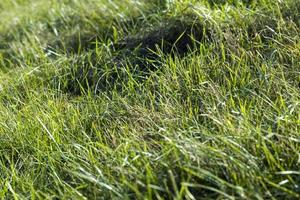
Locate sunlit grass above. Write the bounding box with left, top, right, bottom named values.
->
left=0, top=0, right=299, bottom=199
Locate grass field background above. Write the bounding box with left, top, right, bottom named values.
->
left=0, top=0, right=299, bottom=199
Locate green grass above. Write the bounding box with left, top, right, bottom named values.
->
left=0, top=0, right=299, bottom=199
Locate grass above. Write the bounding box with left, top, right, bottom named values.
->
left=0, top=0, right=299, bottom=199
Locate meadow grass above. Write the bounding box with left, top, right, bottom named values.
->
left=0, top=0, right=299, bottom=199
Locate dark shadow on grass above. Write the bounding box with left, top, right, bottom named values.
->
left=58, top=14, right=208, bottom=95
left=115, top=15, right=205, bottom=67
left=0, top=34, right=22, bottom=69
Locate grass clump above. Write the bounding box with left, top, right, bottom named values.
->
left=0, top=0, right=299, bottom=199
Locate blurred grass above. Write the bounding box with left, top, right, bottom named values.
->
left=0, top=0, right=299, bottom=199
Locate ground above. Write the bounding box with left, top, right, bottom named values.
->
left=0, top=0, right=299, bottom=199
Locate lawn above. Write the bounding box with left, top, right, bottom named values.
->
left=0, top=0, right=299, bottom=199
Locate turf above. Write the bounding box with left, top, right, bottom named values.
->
left=0, top=0, right=299, bottom=199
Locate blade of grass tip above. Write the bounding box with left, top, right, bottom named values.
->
left=36, top=116, right=61, bottom=151
left=171, top=30, right=187, bottom=54
left=263, top=178, right=300, bottom=198
left=6, top=182, right=19, bottom=200
left=275, top=171, right=300, bottom=175
left=67, top=169, right=122, bottom=197
left=182, top=182, right=235, bottom=200
left=183, top=166, right=244, bottom=193
left=168, top=170, right=179, bottom=198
